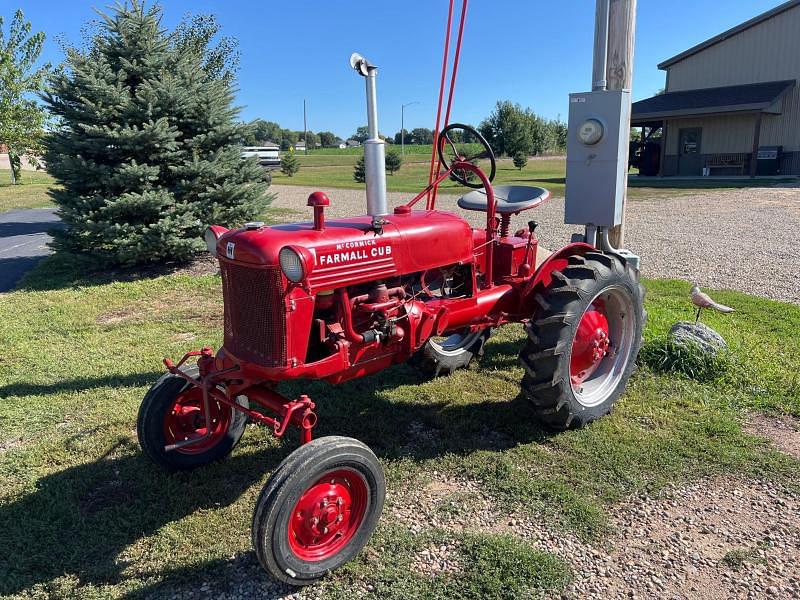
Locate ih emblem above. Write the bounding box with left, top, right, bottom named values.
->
left=226, top=242, right=235, bottom=259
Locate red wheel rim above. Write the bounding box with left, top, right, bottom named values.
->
left=163, top=387, right=232, bottom=454
left=288, top=469, right=369, bottom=561
left=570, top=300, right=611, bottom=386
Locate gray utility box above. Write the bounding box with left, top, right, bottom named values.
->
left=565, top=90, right=631, bottom=227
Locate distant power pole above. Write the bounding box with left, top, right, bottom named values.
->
left=303, top=99, right=308, bottom=155
left=401, top=101, right=419, bottom=156
left=594, top=0, right=637, bottom=247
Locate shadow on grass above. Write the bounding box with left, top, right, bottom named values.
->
left=15, top=250, right=219, bottom=293
left=0, top=371, right=164, bottom=398
left=0, top=352, right=556, bottom=596
left=0, top=440, right=291, bottom=597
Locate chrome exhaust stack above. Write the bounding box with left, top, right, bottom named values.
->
left=350, top=53, right=388, bottom=217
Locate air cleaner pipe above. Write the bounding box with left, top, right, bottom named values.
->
left=357, top=57, right=389, bottom=217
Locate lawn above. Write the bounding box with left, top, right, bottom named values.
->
left=1, top=223, right=798, bottom=598
left=276, top=156, right=568, bottom=196
left=275, top=153, right=795, bottom=200
left=0, top=170, right=56, bottom=211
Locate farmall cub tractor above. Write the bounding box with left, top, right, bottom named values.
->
left=137, top=44, right=644, bottom=586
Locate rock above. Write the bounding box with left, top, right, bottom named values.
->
left=669, top=321, right=727, bottom=354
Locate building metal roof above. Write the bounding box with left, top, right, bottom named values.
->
left=631, top=80, right=795, bottom=123
left=658, top=0, right=800, bottom=70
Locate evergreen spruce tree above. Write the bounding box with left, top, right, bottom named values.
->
left=280, top=150, right=299, bottom=177
left=513, top=151, right=528, bottom=171
left=42, top=2, right=269, bottom=266
left=385, top=149, right=402, bottom=175
left=353, top=154, right=366, bottom=183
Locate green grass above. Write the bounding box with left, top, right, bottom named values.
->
left=275, top=156, right=569, bottom=197
left=274, top=154, right=796, bottom=200
left=1, top=214, right=799, bottom=597
left=0, top=170, right=56, bottom=211
left=721, top=542, right=769, bottom=569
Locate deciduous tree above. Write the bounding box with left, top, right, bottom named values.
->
left=0, top=9, right=50, bottom=184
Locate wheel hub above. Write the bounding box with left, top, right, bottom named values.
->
left=163, top=387, right=229, bottom=454
left=570, top=301, right=611, bottom=385
left=289, top=470, right=368, bottom=561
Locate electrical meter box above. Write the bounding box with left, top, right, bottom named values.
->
left=564, top=90, right=631, bottom=227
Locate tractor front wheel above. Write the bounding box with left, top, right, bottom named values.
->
left=252, top=436, right=385, bottom=586
left=520, top=252, right=645, bottom=429
left=137, top=366, right=249, bottom=471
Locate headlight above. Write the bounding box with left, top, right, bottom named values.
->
left=279, top=246, right=306, bottom=283
left=203, top=225, right=229, bottom=257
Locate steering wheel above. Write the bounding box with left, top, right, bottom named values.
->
left=437, top=123, right=496, bottom=189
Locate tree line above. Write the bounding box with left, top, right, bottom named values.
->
left=245, top=109, right=568, bottom=159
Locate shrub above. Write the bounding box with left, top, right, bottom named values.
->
left=513, top=152, right=528, bottom=170
left=42, top=2, right=268, bottom=266
left=449, top=158, right=478, bottom=185
left=385, top=149, right=403, bottom=175
left=639, top=335, right=732, bottom=382
left=280, top=151, right=299, bottom=177
left=353, top=154, right=366, bottom=183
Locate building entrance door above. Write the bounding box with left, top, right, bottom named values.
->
left=678, top=128, right=702, bottom=176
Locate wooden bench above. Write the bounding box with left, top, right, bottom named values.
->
left=705, top=153, right=749, bottom=175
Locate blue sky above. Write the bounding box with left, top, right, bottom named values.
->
left=15, top=0, right=784, bottom=139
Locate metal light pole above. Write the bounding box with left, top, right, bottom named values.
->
left=303, top=99, right=308, bottom=155
left=401, top=101, right=419, bottom=156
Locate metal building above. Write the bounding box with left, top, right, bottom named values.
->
left=632, top=0, right=800, bottom=177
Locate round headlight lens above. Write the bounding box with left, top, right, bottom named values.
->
left=279, top=246, right=305, bottom=282
left=204, top=228, right=219, bottom=256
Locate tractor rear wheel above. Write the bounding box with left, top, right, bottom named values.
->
left=252, top=436, right=385, bottom=586
left=413, top=328, right=491, bottom=377
left=137, top=366, right=249, bottom=471
left=520, top=252, right=645, bottom=429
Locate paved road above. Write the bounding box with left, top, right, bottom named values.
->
left=0, top=208, right=62, bottom=292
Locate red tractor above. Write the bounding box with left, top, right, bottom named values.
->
left=137, top=42, right=644, bottom=586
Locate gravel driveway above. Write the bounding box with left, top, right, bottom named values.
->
left=270, top=184, right=800, bottom=304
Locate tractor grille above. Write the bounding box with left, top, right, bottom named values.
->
left=220, top=262, right=287, bottom=368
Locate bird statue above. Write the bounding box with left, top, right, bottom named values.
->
left=690, top=285, right=735, bottom=323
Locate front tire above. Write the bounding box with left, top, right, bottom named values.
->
left=137, top=366, right=249, bottom=471
left=252, top=436, right=385, bottom=586
left=413, top=328, right=491, bottom=377
left=520, top=252, right=645, bottom=429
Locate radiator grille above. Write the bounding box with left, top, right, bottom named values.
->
left=220, top=262, right=287, bottom=367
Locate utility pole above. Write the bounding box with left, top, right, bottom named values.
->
left=401, top=101, right=419, bottom=156
left=303, top=98, right=308, bottom=155
left=594, top=0, right=637, bottom=247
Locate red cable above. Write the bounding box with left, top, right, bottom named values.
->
left=431, top=0, right=468, bottom=210
left=426, top=0, right=455, bottom=210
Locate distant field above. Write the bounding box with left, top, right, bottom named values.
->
left=276, top=153, right=797, bottom=200
left=275, top=157, right=568, bottom=197
left=0, top=170, right=56, bottom=211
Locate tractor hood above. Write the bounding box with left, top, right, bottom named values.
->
left=216, top=210, right=474, bottom=290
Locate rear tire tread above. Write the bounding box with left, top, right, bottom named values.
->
left=520, top=252, right=645, bottom=430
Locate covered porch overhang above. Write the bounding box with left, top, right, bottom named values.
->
left=631, top=80, right=795, bottom=177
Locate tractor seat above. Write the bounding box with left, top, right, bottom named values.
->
left=457, top=185, right=550, bottom=215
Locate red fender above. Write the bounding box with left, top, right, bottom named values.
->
left=521, top=242, right=595, bottom=311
